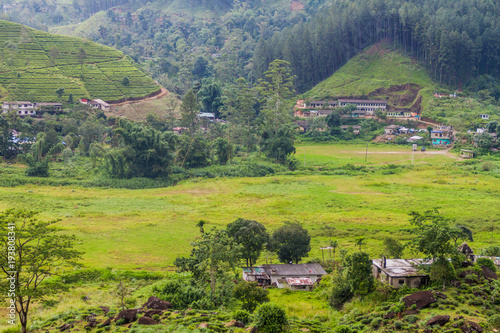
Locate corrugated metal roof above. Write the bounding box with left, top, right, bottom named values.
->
left=286, top=277, right=314, bottom=286
left=373, top=259, right=430, bottom=277
left=263, top=263, right=327, bottom=276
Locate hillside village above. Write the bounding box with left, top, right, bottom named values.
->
left=1, top=0, right=500, bottom=332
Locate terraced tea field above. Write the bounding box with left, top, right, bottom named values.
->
left=0, top=20, right=160, bottom=102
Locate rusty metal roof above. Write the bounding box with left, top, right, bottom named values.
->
left=285, top=277, right=314, bottom=286
left=373, top=259, right=430, bottom=278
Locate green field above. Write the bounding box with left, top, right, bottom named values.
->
left=0, top=143, right=498, bottom=270
left=0, top=20, right=160, bottom=102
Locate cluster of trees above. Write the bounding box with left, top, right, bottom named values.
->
left=0, top=61, right=299, bottom=179
left=254, top=0, right=500, bottom=94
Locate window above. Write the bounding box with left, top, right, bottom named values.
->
left=398, top=279, right=405, bottom=285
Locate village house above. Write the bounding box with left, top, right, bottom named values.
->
left=338, top=99, right=387, bottom=116
left=37, top=102, right=63, bottom=113
left=295, top=120, right=309, bottom=133
left=431, top=127, right=453, bottom=145
left=242, top=263, right=327, bottom=291
left=198, top=112, right=216, bottom=121
left=90, top=99, right=111, bottom=111
left=386, top=110, right=411, bottom=118
left=2, top=101, right=37, bottom=116
left=384, top=125, right=399, bottom=135
left=480, top=114, right=489, bottom=120
left=309, top=100, right=325, bottom=108
left=372, top=257, right=430, bottom=288
left=352, top=125, right=361, bottom=134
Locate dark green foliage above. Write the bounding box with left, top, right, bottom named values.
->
left=108, top=121, right=175, bottom=178
left=198, top=78, right=222, bottom=118
left=232, top=310, right=252, bottom=324
left=122, top=76, right=129, bottom=86
left=430, top=258, right=456, bottom=283
left=67, top=93, right=74, bottom=104
left=334, top=325, right=353, bottom=333
left=344, top=252, right=374, bottom=296
left=213, top=137, right=232, bottom=165
left=407, top=209, right=457, bottom=260
left=152, top=279, right=206, bottom=309
left=233, top=281, right=269, bottom=312
left=24, top=155, right=50, bottom=177
left=55, top=87, right=65, bottom=99
left=176, top=136, right=210, bottom=168
left=476, top=258, right=497, bottom=272
left=489, top=314, right=500, bottom=328
left=329, top=275, right=353, bottom=308
left=383, top=237, right=404, bottom=259
left=371, top=318, right=382, bottom=327
left=260, top=125, right=296, bottom=164
left=480, top=246, right=500, bottom=256
left=254, top=303, right=288, bottom=333
left=226, top=218, right=269, bottom=267
left=272, top=222, right=311, bottom=264
left=326, top=113, right=341, bottom=128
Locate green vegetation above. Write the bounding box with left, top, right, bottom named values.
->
left=0, top=20, right=159, bottom=102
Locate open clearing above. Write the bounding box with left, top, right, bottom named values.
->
left=0, top=143, right=498, bottom=270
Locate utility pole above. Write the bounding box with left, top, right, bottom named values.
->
left=365, top=142, right=368, bottom=163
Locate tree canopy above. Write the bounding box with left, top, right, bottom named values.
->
left=226, top=218, right=269, bottom=267
left=271, top=222, right=311, bottom=264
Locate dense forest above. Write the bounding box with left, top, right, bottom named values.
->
left=254, top=0, right=500, bottom=95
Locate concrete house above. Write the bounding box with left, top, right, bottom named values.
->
left=338, top=99, right=387, bottom=116
left=2, top=101, right=37, bottom=116
left=480, top=114, right=489, bottom=120
left=90, top=99, right=110, bottom=111
left=387, top=110, right=411, bottom=118
left=431, top=128, right=453, bottom=145
left=372, top=257, right=430, bottom=288
left=242, top=264, right=327, bottom=291
left=198, top=112, right=216, bottom=121
left=309, top=101, right=325, bottom=108
left=384, top=125, right=399, bottom=135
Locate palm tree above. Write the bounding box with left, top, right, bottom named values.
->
left=330, top=240, right=338, bottom=259
left=196, top=220, right=207, bottom=234
left=355, top=237, right=366, bottom=251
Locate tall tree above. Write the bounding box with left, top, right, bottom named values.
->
left=345, top=252, right=374, bottom=296
left=271, top=222, right=311, bottom=264
left=180, top=89, right=200, bottom=136
left=226, top=218, right=269, bottom=267
left=0, top=210, right=82, bottom=333
left=256, top=59, right=296, bottom=133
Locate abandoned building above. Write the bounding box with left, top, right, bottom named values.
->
left=384, top=125, right=399, bottom=135
left=372, top=257, right=430, bottom=288
left=242, top=263, right=327, bottom=290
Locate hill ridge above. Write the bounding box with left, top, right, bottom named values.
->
left=0, top=20, right=160, bottom=103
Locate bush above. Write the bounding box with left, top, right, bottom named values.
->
left=476, top=258, right=497, bottom=272
left=405, top=315, right=418, bottom=323
left=254, top=303, right=288, bottom=333
left=394, top=320, right=403, bottom=329
left=334, top=325, right=353, bottom=333
left=233, top=310, right=251, bottom=325
left=480, top=246, right=500, bottom=256
left=371, top=318, right=382, bottom=327
left=489, top=314, right=500, bottom=328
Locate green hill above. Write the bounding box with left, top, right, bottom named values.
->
left=300, top=42, right=500, bottom=123
left=0, top=20, right=160, bottom=103
left=300, top=43, right=437, bottom=114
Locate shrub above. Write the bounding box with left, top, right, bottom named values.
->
left=480, top=246, right=500, bottom=256
left=254, top=303, right=288, bottom=333
left=371, top=318, right=382, bottom=327
left=489, top=314, right=500, bottom=328
left=476, top=258, right=497, bottom=272
left=233, top=310, right=251, bottom=325
left=405, top=315, right=418, bottom=323
left=394, top=321, right=403, bottom=329
left=116, top=318, right=127, bottom=325
left=152, top=314, right=160, bottom=322
left=334, top=325, right=353, bottom=333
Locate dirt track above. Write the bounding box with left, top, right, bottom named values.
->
left=110, top=86, right=169, bottom=108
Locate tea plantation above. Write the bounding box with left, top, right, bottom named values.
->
left=0, top=20, right=160, bottom=103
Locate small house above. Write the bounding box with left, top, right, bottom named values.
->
left=327, top=101, right=337, bottom=108
left=318, top=110, right=334, bottom=117
left=351, top=110, right=366, bottom=118
left=480, top=114, right=489, bottom=120
left=295, top=121, right=308, bottom=133
left=460, top=149, right=474, bottom=159
left=431, top=129, right=453, bottom=145
left=340, top=125, right=350, bottom=130
left=372, top=257, right=429, bottom=288
left=309, top=101, right=325, bottom=108
left=37, top=103, right=62, bottom=113
left=399, top=127, right=409, bottom=134
left=198, top=112, right=215, bottom=121
left=172, top=127, right=187, bottom=135
left=90, top=99, right=110, bottom=111
left=352, top=125, right=361, bottom=134
left=242, top=264, right=327, bottom=290
left=384, top=125, right=398, bottom=135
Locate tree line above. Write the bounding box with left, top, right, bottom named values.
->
left=253, top=0, right=500, bottom=93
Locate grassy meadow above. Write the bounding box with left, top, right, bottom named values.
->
left=0, top=143, right=498, bottom=271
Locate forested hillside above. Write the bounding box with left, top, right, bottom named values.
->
left=254, top=0, right=500, bottom=97
left=0, top=20, right=159, bottom=102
